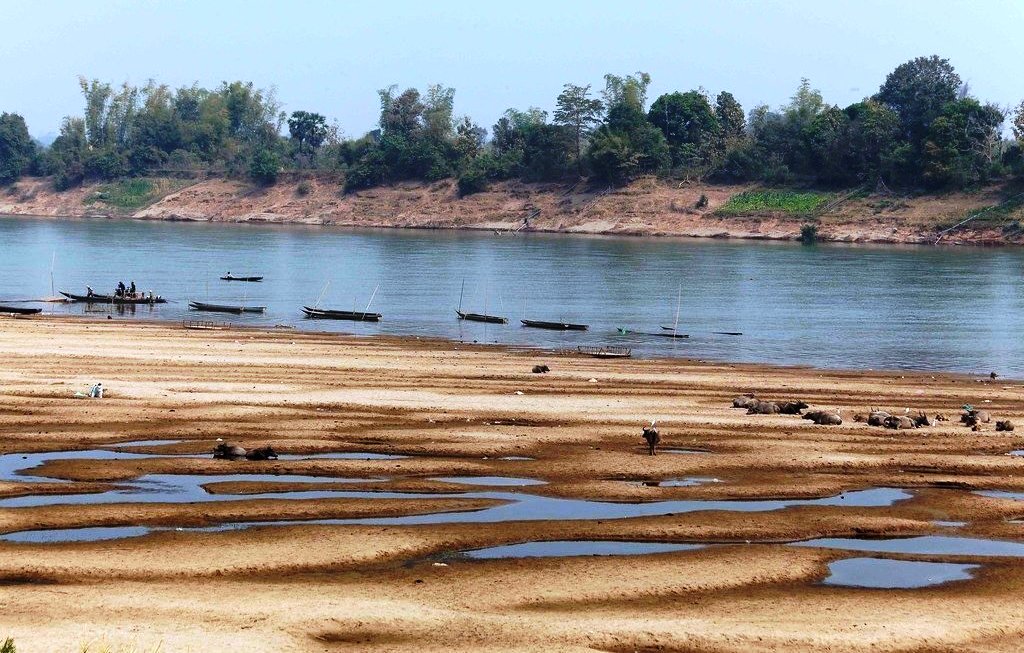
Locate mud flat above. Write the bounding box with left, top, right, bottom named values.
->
left=1, top=316, right=1024, bottom=651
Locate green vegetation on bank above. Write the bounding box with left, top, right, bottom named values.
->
left=1, top=55, right=1024, bottom=200
left=716, top=190, right=832, bottom=216
left=82, top=178, right=188, bottom=212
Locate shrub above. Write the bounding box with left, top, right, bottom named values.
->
left=296, top=180, right=312, bottom=196
left=248, top=149, right=280, bottom=186
left=695, top=193, right=708, bottom=209
left=1, top=637, right=14, bottom=653
left=457, top=167, right=489, bottom=197
left=717, top=191, right=832, bottom=216
left=800, top=222, right=819, bottom=244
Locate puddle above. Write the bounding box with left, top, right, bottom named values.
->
left=432, top=476, right=546, bottom=487
left=642, top=477, right=722, bottom=488
left=275, top=452, right=407, bottom=460
left=793, top=535, right=1024, bottom=557
left=463, top=540, right=704, bottom=559
left=498, top=456, right=534, bottom=461
left=976, top=490, right=1024, bottom=501
left=3, top=526, right=152, bottom=543
left=662, top=449, right=710, bottom=455
left=103, top=440, right=184, bottom=448
left=932, top=520, right=967, bottom=528
left=1, top=487, right=913, bottom=543
left=822, top=557, right=978, bottom=588
left=1009, top=450, right=1024, bottom=457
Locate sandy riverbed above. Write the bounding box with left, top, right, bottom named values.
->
left=1, top=316, right=1023, bottom=651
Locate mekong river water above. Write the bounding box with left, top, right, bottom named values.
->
left=1, top=216, right=1021, bottom=376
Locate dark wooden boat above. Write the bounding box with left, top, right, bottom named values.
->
left=60, top=291, right=166, bottom=304
left=521, top=319, right=588, bottom=331
left=0, top=305, right=42, bottom=315
left=651, top=331, right=689, bottom=339
left=302, top=306, right=382, bottom=322
left=456, top=310, right=508, bottom=324
left=577, top=345, right=631, bottom=359
left=189, top=301, right=266, bottom=314
left=220, top=274, right=263, bottom=282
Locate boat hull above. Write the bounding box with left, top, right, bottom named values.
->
left=0, top=305, right=42, bottom=315
left=60, top=291, right=166, bottom=305
left=189, top=302, right=266, bottom=314
left=521, top=319, right=588, bottom=331
left=220, top=276, right=263, bottom=282
left=457, top=310, right=508, bottom=324
left=302, top=306, right=382, bottom=322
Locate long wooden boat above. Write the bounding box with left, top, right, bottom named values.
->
left=577, top=345, right=631, bottom=359
left=456, top=310, right=508, bottom=324
left=220, top=274, right=263, bottom=282
left=0, top=305, right=42, bottom=315
left=302, top=306, right=382, bottom=322
left=651, top=331, right=689, bottom=339
left=521, top=319, right=588, bottom=331
left=60, top=291, right=166, bottom=305
left=189, top=301, right=266, bottom=314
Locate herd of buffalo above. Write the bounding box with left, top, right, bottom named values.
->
left=730, top=394, right=1014, bottom=432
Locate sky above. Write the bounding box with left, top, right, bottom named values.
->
left=2, top=0, right=1023, bottom=140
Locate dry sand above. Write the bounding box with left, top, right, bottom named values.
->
left=0, top=316, right=1023, bottom=651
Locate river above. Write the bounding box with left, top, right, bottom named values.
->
left=1, top=216, right=1021, bottom=376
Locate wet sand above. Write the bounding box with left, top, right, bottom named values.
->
left=1, top=316, right=1023, bottom=651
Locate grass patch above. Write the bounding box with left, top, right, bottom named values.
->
left=716, top=190, right=833, bottom=217
left=84, top=178, right=186, bottom=213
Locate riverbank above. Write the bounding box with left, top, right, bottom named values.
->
left=2, top=316, right=1024, bottom=651
left=3, top=175, right=1023, bottom=245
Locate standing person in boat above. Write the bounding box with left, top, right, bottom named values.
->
left=116, top=281, right=126, bottom=298
left=86, top=285, right=94, bottom=298
left=129, top=281, right=136, bottom=298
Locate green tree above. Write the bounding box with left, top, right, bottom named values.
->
left=0, top=113, right=36, bottom=184
left=602, top=72, right=651, bottom=110
left=553, top=83, right=603, bottom=176
left=921, top=98, right=1003, bottom=188
left=648, top=90, right=721, bottom=171
left=249, top=147, right=280, bottom=185
left=1012, top=101, right=1024, bottom=142
left=715, top=91, right=745, bottom=140
left=288, top=110, right=328, bottom=164
left=875, top=55, right=961, bottom=144
left=45, top=117, right=87, bottom=189
left=378, top=86, right=425, bottom=137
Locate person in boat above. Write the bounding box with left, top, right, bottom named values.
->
left=129, top=281, right=136, bottom=298
left=116, top=281, right=126, bottom=298
left=86, top=285, right=94, bottom=297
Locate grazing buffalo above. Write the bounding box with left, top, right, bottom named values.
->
left=641, top=422, right=661, bottom=455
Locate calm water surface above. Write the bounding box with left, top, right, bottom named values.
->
left=1, top=216, right=1021, bottom=375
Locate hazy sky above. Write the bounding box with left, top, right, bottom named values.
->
left=3, top=0, right=1022, bottom=139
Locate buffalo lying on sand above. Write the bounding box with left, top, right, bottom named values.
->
left=732, top=394, right=757, bottom=409
left=803, top=410, right=842, bottom=426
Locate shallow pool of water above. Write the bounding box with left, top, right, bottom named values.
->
left=822, top=557, right=978, bottom=588
left=432, top=476, right=546, bottom=487
left=463, top=540, right=704, bottom=559
left=793, top=535, right=1024, bottom=557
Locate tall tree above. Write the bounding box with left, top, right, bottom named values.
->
left=288, top=111, right=328, bottom=155
left=0, top=113, right=35, bottom=184
left=648, top=90, right=721, bottom=171
left=553, top=84, right=603, bottom=176
left=715, top=91, right=745, bottom=140
left=875, top=55, right=961, bottom=144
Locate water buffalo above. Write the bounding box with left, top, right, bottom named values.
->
left=804, top=410, right=842, bottom=425
left=641, top=422, right=661, bottom=455
left=732, top=394, right=757, bottom=409
left=532, top=365, right=550, bottom=374
left=747, top=400, right=780, bottom=415
left=883, top=415, right=917, bottom=430
left=913, top=412, right=933, bottom=427
left=245, top=446, right=279, bottom=461
left=867, top=410, right=891, bottom=427
left=961, top=409, right=992, bottom=427
left=213, top=443, right=246, bottom=459
left=778, top=401, right=809, bottom=415
left=996, top=420, right=1015, bottom=432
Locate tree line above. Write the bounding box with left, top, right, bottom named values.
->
left=2, top=55, right=1023, bottom=195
